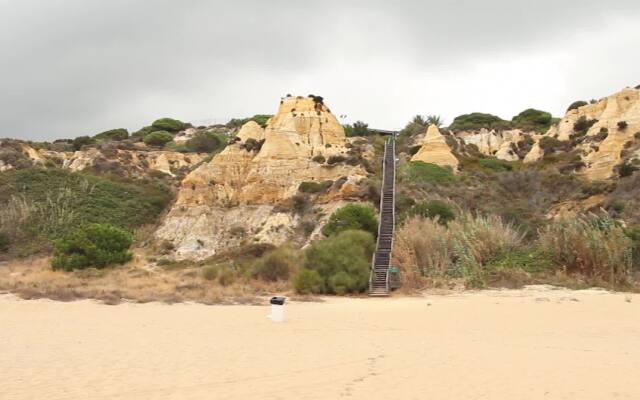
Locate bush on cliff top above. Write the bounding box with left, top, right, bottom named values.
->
left=567, top=101, right=588, bottom=112
left=144, top=131, right=174, bottom=147
left=52, top=223, right=133, bottom=270
left=511, top=109, right=552, bottom=131
left=93, top=128, right=129, bottom=142
left=185, top=131, right=228, bottom=153
left=151, top=118, right=186, bottom=132
left=321, top=203, right=378, bottom=237
left=448, top=112, right=508, bottom=131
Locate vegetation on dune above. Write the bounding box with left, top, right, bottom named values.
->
left=151, top=118, right=186, bottom=132
left=400, top=161, right=455, bottom=185
left=0, top=168, right=171, bottom=255
left=408, top=200, right=455, bottom=225
left=52, top=223, right=133, bottom=271
left=511, top=108, right=553, bottom=132
left=344, top=121, right=371, bottom=137
left=184, top=130, right=228, bottom=153
left=448, top=112, right=508, bottom=131
left=143, top=131, right=174, bottom=147
left=93, top=128, right=129, bottom=142
left=321, top=203, right=378, bottom=238
left=567, top=100, right=588, bottom=112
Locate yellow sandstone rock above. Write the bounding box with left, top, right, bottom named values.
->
left=411, top=124, right=459, bottom=171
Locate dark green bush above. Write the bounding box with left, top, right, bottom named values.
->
left=72, top=136, right=95, bottom=150
left=539, top=136, right=570, bottom=153
left=151, top=118, right=186, bottom=132
left=624, top=225, right=640, bottom=270
left=293, top=269, right=325, bottom=294
left=242, top=138, right=265, bottom=152
left=618, top=121, right=628, bottom=130
left=344, top=121, right=370, bottom=137
left=312, top=154, right=326, bottom=163
left=51, top=223, right=133, bottom=270
left=132, top=126, right=155, bottom=138
left=93, top=128, right=129, bottom=142
left=511, top=108, right=552, bottom=129
left=409, top=200, right=455, bottom=225
left=321, top=203, right=378, bottom=237
left=573, top=116, right=598, bottom=134
left=619, top=163, right=637, bottom=178
left=567, top=100, right=588, bottom=112
left=144, top=131, right=174, bottom=147
left=185, top=131, right=227, bottom=153
left=449, top=113, right=508, bottom=130
left=0, top=231, right=9, bottom=252
left=402, top=161, right=455, bottom=185
left=300, top=230, right=375, bottom=294
left=327, top=155, right=347, bottom=165
left=478, top=157, right=513, bottom=172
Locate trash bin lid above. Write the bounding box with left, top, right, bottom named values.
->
left=270, top=296, right=286, bottom=305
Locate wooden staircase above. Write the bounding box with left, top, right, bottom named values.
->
left=369, top=138, right=396, bottom=296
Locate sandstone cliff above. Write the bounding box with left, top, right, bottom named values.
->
left=524, top=87, right=640, bottom=180
left=155, top=96, right=369, bottom=259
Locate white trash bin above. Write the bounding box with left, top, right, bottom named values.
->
left=269, top=296, right=286, bottom=322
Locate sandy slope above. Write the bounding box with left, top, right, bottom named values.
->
left=1, top=286, right=639, bottom=400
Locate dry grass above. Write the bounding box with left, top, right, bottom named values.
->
left=393, top=211, right=523, bottom=289
left=0, top=255, right=294, bottom=305
left=539, top=216, right=633, bottom=285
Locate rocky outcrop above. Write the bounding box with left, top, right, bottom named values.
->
left=155, top=95, right=368, bottom=259
left=454, top=128, right=539, bottom=161
left=0, top=140, right=205, bottom=178
left=411, top=124, right=459, bottom=171
left=523, top=87, right=640, bottom=180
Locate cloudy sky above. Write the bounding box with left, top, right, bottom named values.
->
left=1, top=0, right=639, bottom=141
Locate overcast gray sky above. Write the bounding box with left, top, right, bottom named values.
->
left=1, top=0, right=639, bottom=141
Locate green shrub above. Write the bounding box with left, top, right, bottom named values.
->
left=51, top=223, right=133, bottom=270
left=619, top=163, right=637, bottom=178
left=573, top=116, right=598, bottom=134
left=242, top=138, right=265, bottom=152
left=624, top=225, right=640, bottom=270
left=0, top=169, right=172, bottom=239
left=511, top=108, right=552, bottom=130
left=300, top=230, right=375, bottom=294
left=478, top=157, right=513, bottom=172
left=185, top=131, right=227, bottom=153
left=144, top=131, right=174, bottom=147
left=298, top=180, right=332, bottom=194
left=618, top=121, right=628, bottom=130
left=151, top=118, right=186, bottom=132
left=449, top=112, right=508, bottom=130
left=321, top=203, right=378, bottom=237
left=567, top=100, right=588, bottom=112
left=409, top=200, right=455, bottom=225
left=253, top=246, right=299, bottom=281
left=538, top=216, right=632, bottom=285
left=132, top=126, right=155, bottom=138
left=93, top=128, right=129, bottom=141
left=539, top=136, right=570, bottom=153
left=72, top=136, right=95, bottom=150
left=312, top=154, right=326, bottom=163
left=344, top=121, right=370, bottom=137
left=402, top=161, right=455, bottom=185
left=293, top=269, right=325, bottom=294
left=0, top=231, right=9, bottom=252
left=485, top=248, right=553, bottom=273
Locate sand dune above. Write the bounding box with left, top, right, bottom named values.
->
left=2, top=286, right=639, bottom=400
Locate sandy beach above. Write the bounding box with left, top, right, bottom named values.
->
left=2, top=286, right=639, bottom=400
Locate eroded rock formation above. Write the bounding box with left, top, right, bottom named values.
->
left=155, top=95, right=368, bottom=259
left=411, top=124, right=459, bottom=171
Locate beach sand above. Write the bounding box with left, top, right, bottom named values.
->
left=2, top=286, right=639, bottom=400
